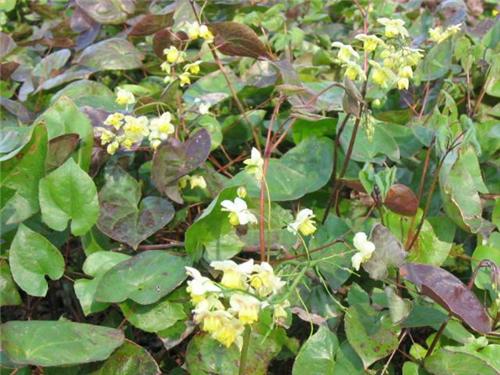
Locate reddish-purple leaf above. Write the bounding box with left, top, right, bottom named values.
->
left=152, top=129, right=211, bottom=202
left=209, top=22, right=272, bottom=60
left=128, top=14, right=173, bottom=36
left=384, top=184, right=418, bottom=216
left=400, top=263, right=492, bottom=334
left=152, top=28, right=189, bottom=58
left=46, top=134, right=80, bottom=171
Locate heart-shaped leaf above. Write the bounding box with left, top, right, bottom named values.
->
left=46, top=133, right=80, bottom=171
left=97, top=168, right=175, bottom=249
left=39, top=157, right=99, bottom=236
left=345, top=303, right=400, bottom=369
left=363, top=224, right=406, bottom=280
left=384, top=184, right=418, bottom=217
left=292, top=326, right=339, bottom=375
left=0, top=260, right=21, bottom=306
left=77, top=38, right=143, bottom=71
left=0, top=320, right=124, bottom=367
left=209, top=22, right=272, bottom=60
left=75, top=0, right=134, bottom=24
left=152, top=128, right=211, bottom=203
left=400, top=263, right=492, bottom=334
left=95, top=250, right=190, bottom=305
left=9, top=224, right=64, bottom=297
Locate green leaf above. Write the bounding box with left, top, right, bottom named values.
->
left=0, top=320, right=124, bottom=367
left=77, top=38, right=143, bottom=71
left=95, top=250, right=190, bottom=305
left=120, top=296, right=187, bottom=333
left=9, top=224, right=64, bottom=297
left=0, top=125, right=34, bottom=162
left=36, top=96, right=93, bottom=171
left=309, top=216, right=351, bottom=289
left=185, top=187, right=238, bottom=261
left=1, top=124, right=47, bottom=227
left=334, top=341, right=365, bottom=374
left=292, top=326, right=339, bottom=375
left=51, top=80, right=119, bottom=111
left=471, top=232, right=500, bottom=290
left=230, top=137, right=334, bottom=201
left=345, top=303, right=400, bottom=369
left=84, top=340, right=160, bottom=375
left=339, top=116, right=400, bottom=163
left=415, top=38, right=453, bottom=81
left=0, top=260, right=21, bottom=306
left=425, top=346, right=499, bottom=375
left=440, top=146, right=490, bottom=233
left=39, top=158, right=99, bottom=236
left=74, top=251, right=131, bottom=316
left=183, top=69, right=244, bottom=106
left=292, top=117, right=337, bottom=144
left=97, top=168, right=175, bottom=249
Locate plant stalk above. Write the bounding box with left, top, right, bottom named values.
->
left=239, top=326, right=252, bottom=375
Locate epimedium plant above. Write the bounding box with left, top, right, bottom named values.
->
left=0, top=0, right=499, bottom=374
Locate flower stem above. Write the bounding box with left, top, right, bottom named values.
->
left=239, top=326, right=252, bottom=375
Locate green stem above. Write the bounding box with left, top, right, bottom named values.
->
left=239, top=326, right=252, bottom=375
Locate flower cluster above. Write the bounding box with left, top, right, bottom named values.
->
left=331, top=18, right=423, bottom=92
left=351, top=232, right=376, bottom=271
left=186, top=259, right=288, bottom=348
left=428, top=24, right=461, bottom=44
left=161, top=22, right=213, bottom=87
left=95, top=95, right=175, bottom=154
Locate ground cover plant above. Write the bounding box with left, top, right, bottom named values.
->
left=0, top=0, right=499, bottom=373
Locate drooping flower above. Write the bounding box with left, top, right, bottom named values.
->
left=377, top=18, right=409, bottom=38
left=351, top=232, right=376, bottom=271
left=273, top=300, right=290, bottom=325
left=210, top=259, right=254, bottom=290
left=115, top=88, right=135, bottom=106
left=184, top=61, right=201, bottom=75
left=185, top=267, right=222, bottom=304
left=148, top=112, right=175, bottom=149
left=237, top=186, right=247, bottom=199
left=221, top=197, right=258, bottom=226
left=122, top=115, right=149, bottom=147
left=243, top=147, right=264, bottom=181
left=332, top=41, right=360, bottom=62
left=250, top=262, right=285, bottom=297
left=199, top=24, right=214, bottom=42
left=210, top=313, right=244, bottom=348
left=190, top=175, right=207, bottom=190
left=397, top=77, right=409, bottom=90
left=179, top=72, right=191, bottom=87
left=355, top=34, right=384, bottom=52
left=369, top=61, right=393, bottom=88
left=287, top=208, right=317, bottom=236
left=103, top=112, right=125, bottom=129
left=344, top=60, right=366, bottom=81
left=229, top=293, right=262, bottom=325
left=164, top=46, right=185, bottom=64
left=429, top=24, right=461, bottom=44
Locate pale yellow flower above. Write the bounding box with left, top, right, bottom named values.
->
left=186, top=267, right=222, bottom=304
left=189, top=175, right=207, bottom=190
left=287, top=209, right=316, bottom=236
left=103, top=112, right=125, bottom=129
left=377, top=18, right=409, bottom=38
left=106, top=141, right=119, bottom=155
left=355, top=34, right=383, bottom=52
left=179, top=72, right=191, bottom=87
left=229, top=293, right=261, bottom=325
left=221, top=198, right=257, bottom=226
left=344, top=60, right=366, bottom=81
left=243, top=147, right=264, bottom=181
left=199, top=24, right=214, bottom=42
left=397, top=77, right=409, bottom=90
left=250, top=262, right=285, bottom=297
left=351, top=232, right=376, bottom=271
left=164, top=46, right=185, bottom=64
left=115, top=88, right=135, bottom=106
left=210, top=259, right=254, bottom=290
left=184, top=61, right=201, bottom=75
left=332, top=41, right=360, bottom=62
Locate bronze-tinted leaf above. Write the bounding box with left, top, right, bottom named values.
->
left=209, top=22, right=272, bottom=60
left=152, top=128, right=211, bottom=202
left=152, top=28, right=189, bottom=58
left=400, top=263, right=492, bottom=334
left=129, top=14, right=173, bottom=36
left=0, top=62, right=19, bottom=80
left=46, top=133, right=80, bottom=171
left=384, top=184, right=418, bottom=216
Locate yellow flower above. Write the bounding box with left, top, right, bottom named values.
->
left=185, top=22, right=200, bottom=39
left=164, top=46, right=184, bottom=64
left=429, top=24, right=461, bottom=44
left=355, top=34, right=383, bottom=52
left=123, top=115, right=150, bottom=142
left=115, top=88, right=135, bottom=106
left=103, top=112, right=125, bottom=129
left=210, top=315, right=244, bottom=348
left=160, top=61, right=171, bottom=73
left=398, top=66, right=413, bottom=79
left=210, top=259, right=254, bottom=290
left=369, top=61, right=393, bottom=88
left=351, top=232, right=376, bottom=271
left=229, top=294, right=261, bottom=325
left=377, top=18, right=409, bottom=38
left=149, top=112, right=174, bottom=139
left=397, top=77, right=409, bottom=90
left=106, top=141, right=119, bottom=155
left=249, top=262, right=285, bottom=297
left=150, top=139, right=162, bottom=150
left=199, top=24, right=214, bottom=42
left=184, top=61, right=201, bottom=75
left=179, top=72, right=191, bottom=87
left=243, top=147, right=264, bottom=181
left=332, top=41, right=360, bottom=62
left=237, top=186, right=247, bottom=199
left=344, top=61, right=366, bottom=81
left=186, top=267, right=222, bottom=304
left=96, top=127, right=115, bottom=145
left=273, top=300, right=290, bottom=325
left=221, top=198, right=257, bottom=226
left=121, top=137, right=134, bottom=150
left=189, top=175, right=207, bottom=190
left=287, top=209, right=316, bottom=236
